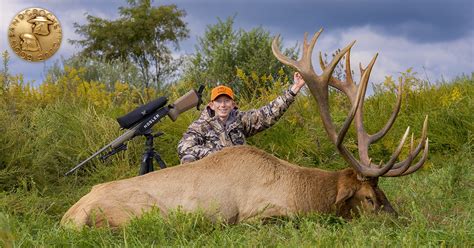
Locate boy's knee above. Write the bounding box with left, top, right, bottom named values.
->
left=180, top=155, right=196, bottom=164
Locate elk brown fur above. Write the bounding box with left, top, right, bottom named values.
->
left=61, top=145, right=396, bottom=228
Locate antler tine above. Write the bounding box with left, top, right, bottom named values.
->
left=345, top=48, right=354, bottom=84
left=383, top=133, right=415, bottom=176
left=333, top=67, right=367, bottom=174
left=368, top=126, right=411, bottom=177
left=383, top=116, right=429, bottom=176
left=356, top=53, right=376, bottom=104
left=321, top=41, right=356, bottom=83
left=272, top=29, right=323, bottom=74
left=400, top=138, right=429, bottom=176
left=387, top=138, right=429, bottom=177
left=272, top=35, right=300, bottom=70
left=390, top=115, right=428, bottom=170
left=369, top=81, right=403, bottom=143
left=317, top=40, right=358, bottom=143
left=344, top=125, right=411, bottom=178
left=304, top=29, right=322, bottom=64
left=359, top=62, right=365, bottom=75
left=318, top=47, right=354, bottom=94
left=352, top=54, right=378, bottom=166
left=319, top=51, right=326, bottom=70
left=319, top=41, right=355, bottom=84
left=336, top=67, right=367, bottom=146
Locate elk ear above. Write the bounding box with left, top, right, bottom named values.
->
left=335, top=187, right=355, bottom=205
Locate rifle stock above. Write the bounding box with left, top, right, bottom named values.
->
left=168, top=89, right=200, bottom=121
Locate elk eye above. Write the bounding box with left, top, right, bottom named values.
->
left=365, top=197, right=374, bottom=204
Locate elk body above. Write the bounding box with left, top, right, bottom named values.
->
left=62, top=29, right=428, bottom=228
left=61, top=145, right=395, bottom=228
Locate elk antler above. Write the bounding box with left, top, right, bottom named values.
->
left=272, top=29, right=429, bottom=179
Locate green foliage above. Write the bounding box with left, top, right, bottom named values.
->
left=370, top=72, right=473, bottom=156
left=374, top=68, right=431, bottom=94
left=47, top=56, right=146, bottom=91
left=71, top=0, right=189, bottom=89
left=182, top=16, right=298, bottom=98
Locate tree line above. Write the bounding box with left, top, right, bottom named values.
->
left=67, top=0, right=297, bottom=97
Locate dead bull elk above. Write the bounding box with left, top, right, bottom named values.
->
left=61, top=29, right=429, bottom=228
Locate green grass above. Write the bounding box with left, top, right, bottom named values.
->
left=1, top=148, right=472, bottom=247
left=0, top=76, right=473, bottom=247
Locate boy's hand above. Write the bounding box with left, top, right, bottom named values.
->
left=291, top=72, right=306, bottom=94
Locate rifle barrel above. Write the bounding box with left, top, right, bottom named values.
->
left=64, top=145, right=112, bottom=176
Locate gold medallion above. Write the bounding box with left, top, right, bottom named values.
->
left=8, top=7, right=62, bottom=62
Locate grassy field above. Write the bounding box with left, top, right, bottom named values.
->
left=0, top=70, right=473, bottom=247
left=1, top=149, right=472, bottom=247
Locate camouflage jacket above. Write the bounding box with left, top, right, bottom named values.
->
left=177, top=89, right=296, bottom=163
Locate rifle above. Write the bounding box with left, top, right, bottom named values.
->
left=65, top=86, right=204, bottom=176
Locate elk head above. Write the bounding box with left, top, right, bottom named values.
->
left=272, top=29, right=429, bottom=217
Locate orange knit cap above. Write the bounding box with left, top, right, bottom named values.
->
left=210, top=85, right=234, bottom=101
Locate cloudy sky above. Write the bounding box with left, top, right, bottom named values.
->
left=0, top=0, right=472, bottom=86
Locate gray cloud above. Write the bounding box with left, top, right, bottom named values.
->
left=170, top=0, right=473, bottom=42
left=0, top=0, right=472, bottom=85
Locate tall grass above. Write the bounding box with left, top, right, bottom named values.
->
left=0, top=62, right=473, bottom=246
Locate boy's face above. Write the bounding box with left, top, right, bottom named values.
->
left=210, top=95, right=235, bottom=120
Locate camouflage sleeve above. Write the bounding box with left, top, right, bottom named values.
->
left=241, top=88, right=296, bottom=137
left=177, top=122, right=212, bottom=163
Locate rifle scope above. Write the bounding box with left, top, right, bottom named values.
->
left=116, top=97, right=168, bottom=129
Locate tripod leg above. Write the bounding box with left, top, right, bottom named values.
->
left=154, top=154, right=167, bottom=169
left=140, top=153, right=153, bottom=175
left=147, top=156, right=154, bottom=173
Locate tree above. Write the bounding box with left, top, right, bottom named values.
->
left=181, top=16, right=298, bottom=96
left=184, top=16, right=237, bottom=87
left=1, top=51, right=10, bottom=93
left=70, top=0, right=189, bottom=90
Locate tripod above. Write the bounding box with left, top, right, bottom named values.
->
left=139, top=130, right=167, bottom=175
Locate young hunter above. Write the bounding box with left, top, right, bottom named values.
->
left=177, top=72, right=306, bottom=164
